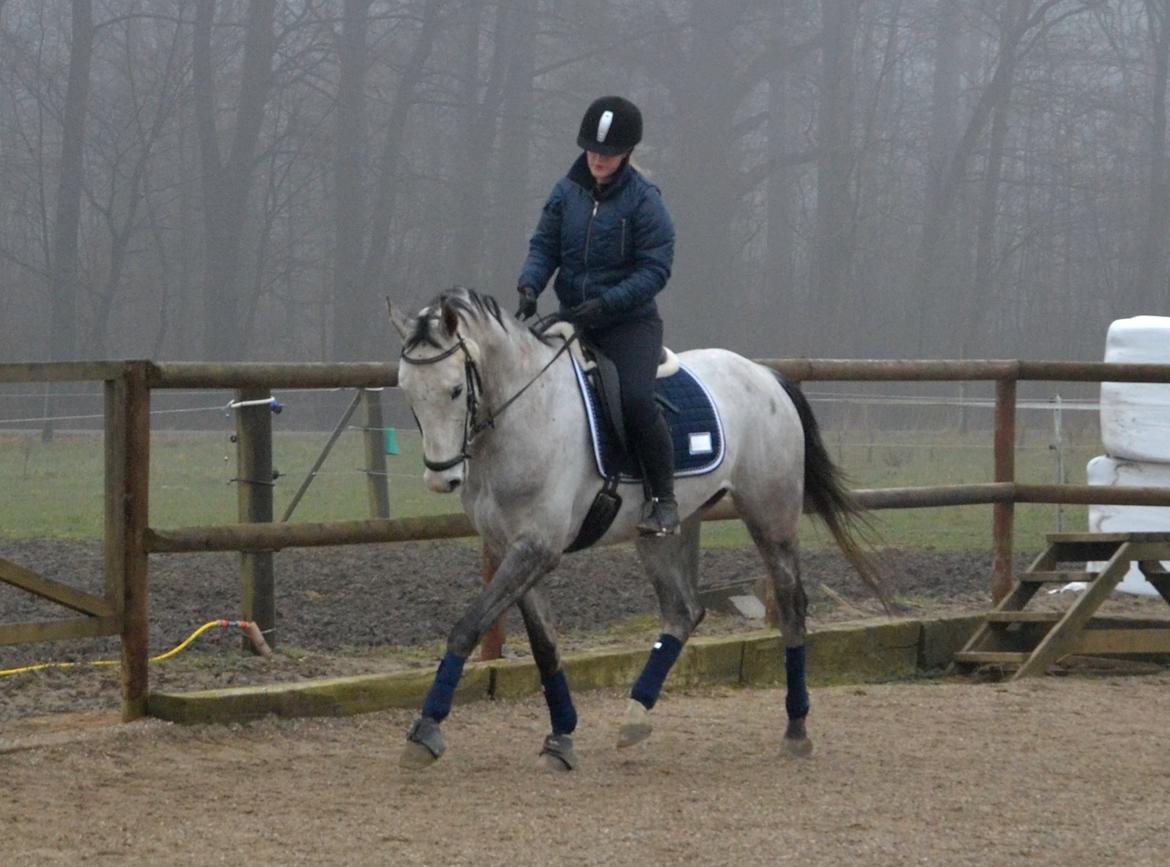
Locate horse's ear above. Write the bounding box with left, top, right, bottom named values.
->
left=386, top=299, right=412, bottom=340
left=440, top=299, right=460, bottom=338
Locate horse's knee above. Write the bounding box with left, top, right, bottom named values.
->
left=446, top=627, right=478, bottom=659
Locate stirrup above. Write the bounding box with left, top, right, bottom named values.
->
left=637, top=497, right=679, bottom=537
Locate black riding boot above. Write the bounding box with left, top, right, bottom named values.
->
left=634, top=411, right=679, bottom=536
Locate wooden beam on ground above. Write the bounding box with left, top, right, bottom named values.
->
left=0, top=558, right=114, bottom=617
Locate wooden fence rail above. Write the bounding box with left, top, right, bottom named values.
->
left=4, top=357, right=1170, bottom=721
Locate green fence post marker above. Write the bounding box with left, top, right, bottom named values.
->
left=384, top=427, right=400, bottom=456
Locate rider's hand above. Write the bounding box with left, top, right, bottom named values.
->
left=565, top=298, right=608, bottom=328
left=516, top=286, right=538, bottom=321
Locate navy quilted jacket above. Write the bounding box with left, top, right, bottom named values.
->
left=517, top=153, right=675, bottom=317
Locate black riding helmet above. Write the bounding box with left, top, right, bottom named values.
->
left=577, top=96, right=642, bottom=155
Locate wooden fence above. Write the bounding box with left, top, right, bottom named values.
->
left=4, top=357, right=1170, bottom=721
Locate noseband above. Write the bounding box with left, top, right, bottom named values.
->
left=400, top=329, right=576, bottom=473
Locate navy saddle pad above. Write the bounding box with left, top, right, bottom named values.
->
left=571, top=355, right=725, bottom=482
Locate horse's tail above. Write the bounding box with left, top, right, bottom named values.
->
left=773, top=373, right=893, bottom=613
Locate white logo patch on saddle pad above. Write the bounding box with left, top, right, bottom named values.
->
left=570, top=355, right=726, bottom=482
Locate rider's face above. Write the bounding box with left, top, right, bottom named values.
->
left=586, top=150, right=627, bottom=184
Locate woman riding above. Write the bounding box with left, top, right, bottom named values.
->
left=516, top=95, right=679, bottom=536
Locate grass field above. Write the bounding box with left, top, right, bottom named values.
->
left=0, top=419, right=1100, bottom=553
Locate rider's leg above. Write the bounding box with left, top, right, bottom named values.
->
left=587, top=315, right=678, bottom=534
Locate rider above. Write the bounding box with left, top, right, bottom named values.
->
left=516, top=95, right=679, bottom=536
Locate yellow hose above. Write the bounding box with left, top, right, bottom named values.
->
left=0, top=619, right=270, bottom=678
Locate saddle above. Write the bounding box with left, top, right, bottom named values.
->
left=542, top=322, right=680, bottom=460
left=541, top=323, right=724, bottom=552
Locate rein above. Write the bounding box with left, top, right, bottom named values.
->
left=400, top=329, right=577, bottom=472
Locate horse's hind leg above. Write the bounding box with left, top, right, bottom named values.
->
left=620, top=514, right=705, bottom=748
left=516, top=586, right=579, bottom=772
left=744, top=521, right=813, bottom=757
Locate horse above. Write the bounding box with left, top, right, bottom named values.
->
left=387, top=286, right=887, bottom=771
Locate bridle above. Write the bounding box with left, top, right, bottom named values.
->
left=399, top=328, right=576, bottom=473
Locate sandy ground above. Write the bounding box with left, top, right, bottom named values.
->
left=4, top=674, right=1170, bottom=866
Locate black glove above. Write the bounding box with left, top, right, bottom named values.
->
left=564, top=298, right=608, bottom=328
left=516, top=286, right=538, bottom=321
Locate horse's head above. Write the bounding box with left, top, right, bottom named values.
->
left=388, top=290, right=492, bottom=493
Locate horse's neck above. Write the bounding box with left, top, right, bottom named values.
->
left=474, top=329, right=566, bottom=408
left=469, top=329, right=580, bottom=458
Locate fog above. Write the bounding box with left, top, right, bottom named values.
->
left=1, top=0, right=1166, bottom=366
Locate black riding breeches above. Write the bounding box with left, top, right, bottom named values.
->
left=584, top=315, right=675, bottom=499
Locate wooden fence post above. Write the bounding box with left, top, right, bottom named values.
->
left=361, top=389, right=391, bottom=519
left=105, top=362, right=151, bottom=721
left=235, top=387, right=276, bottom=652
left=480, top=547, right=505, bottom=660
left=992, top=376, right=1017, bottom=603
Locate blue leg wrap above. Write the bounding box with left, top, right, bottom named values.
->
left=541, top=669, right=578, bottom=735
left=785, top=645, right=810, bottom=720
left=631, top=633, right=684, bottom=710
left=421, top=652, right=466, bottom=723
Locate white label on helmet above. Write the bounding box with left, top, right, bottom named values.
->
left=596, top=110, right=614, bottom=143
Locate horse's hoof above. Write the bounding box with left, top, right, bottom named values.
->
left=538, top=734, right=579, bottom=772
left=783, top=735, right=814, bottom=758
left=400, top=740, right=439, bottom=769
left=400, top=716, right=444, bottom=769
left=617, top=698, right=652, bottom=749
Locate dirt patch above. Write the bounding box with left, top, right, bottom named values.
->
left=3, top=539, right=1168, bottom=721
left=4, top=675, right=1170, bottom=865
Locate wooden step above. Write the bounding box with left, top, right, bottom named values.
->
left=954, top=651, right=1029, bottom=666
left=1018, top=571, right=1097, bottom=584
left=986, top=611, right=1061, bottom=624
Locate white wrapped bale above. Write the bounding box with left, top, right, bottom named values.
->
left=1100, top=316, right=1170, bottom=463
left=1086, top=455, right=1170, bottom=596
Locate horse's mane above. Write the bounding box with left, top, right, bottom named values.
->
left=405, top=286, right=557, bottom=351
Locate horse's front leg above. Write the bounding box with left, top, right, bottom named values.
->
left=400, top=537, right=557, bottom=769
left=517, top=586, right=579, bottom=773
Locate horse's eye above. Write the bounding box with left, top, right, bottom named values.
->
left=450, top=385, right=463, bottom=400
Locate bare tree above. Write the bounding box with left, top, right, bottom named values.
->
left=331, top=0, right=372, bottom=361
left=1132, top=0, right=1170, bottom=311
left=812, top=0, right=861, bottom=346
left=48, top=0, right=93, bottom=365
left=193, top=0, right=277, bottom=360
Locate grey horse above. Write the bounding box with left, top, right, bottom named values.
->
left=388, top=287, right=886, bottom=771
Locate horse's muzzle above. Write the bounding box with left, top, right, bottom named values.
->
left=424, top=466, right=464, bottom=493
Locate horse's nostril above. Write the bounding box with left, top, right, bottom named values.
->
left=448, top=478, right=462, bottom=492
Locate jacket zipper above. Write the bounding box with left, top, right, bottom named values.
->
left=582, top=199, right=600, bottom=305
left=620, top=218, right=627, bottom=257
